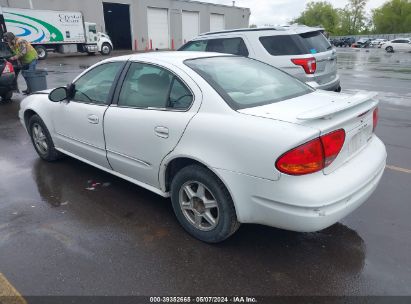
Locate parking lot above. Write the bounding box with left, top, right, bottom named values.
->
left=0, top=47, right=410, bottom=299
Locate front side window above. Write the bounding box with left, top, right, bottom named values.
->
left=185, top=56, right=313, bottom=110
left=72, top=62, right=123, bottom=104
left=118, top=62, right=193, bottom=110
left=89, top=25, right=97, bottom=34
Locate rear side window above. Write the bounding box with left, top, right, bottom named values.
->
left=206, top=38, right=249, bottom=56
left=260, top=31, right=331, bottom=56
left=181, top=40, right=207, bottom=51
left=180, top=38, right=249, bottom=56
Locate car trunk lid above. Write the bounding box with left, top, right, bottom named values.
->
left=238, top=90, right=378, bottom=174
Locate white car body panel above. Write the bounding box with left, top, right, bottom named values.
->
left=52, top=101, right=110, bottom=169
left=19, top=52, right=387, bottom=233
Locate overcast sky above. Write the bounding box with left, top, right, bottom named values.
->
left=202, top=0, right=388, bottom=26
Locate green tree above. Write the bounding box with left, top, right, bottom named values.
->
left=293, top=1, right=339, bottom=34
left=349, top=0, right=369, bottom=33
left=372, top=0, right=411, bottom=33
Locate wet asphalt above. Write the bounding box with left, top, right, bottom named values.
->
left=0, top=48, right=410, bottom=297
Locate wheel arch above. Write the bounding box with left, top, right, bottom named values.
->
left=161, top=155, right=240, bottom=219
left=24, top=109, right=38, bottom=130
left=161, top=155, right=238, bottom=204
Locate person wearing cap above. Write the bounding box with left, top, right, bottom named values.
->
left=4, top=32, right=38, bottom=94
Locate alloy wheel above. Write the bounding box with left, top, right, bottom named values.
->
left=179, top=181, right=219, bottom=231
left=32, top=123, right=48, bottom=154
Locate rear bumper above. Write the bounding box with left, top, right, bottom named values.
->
left=316, top=74, right=340, bottom=91
left=216, top=135, right=386, bottom=232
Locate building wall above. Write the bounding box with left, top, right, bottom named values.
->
left=0, top=0, right=250, bottom=50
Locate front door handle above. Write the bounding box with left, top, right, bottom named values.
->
left=87, top=114, right=99, bottom=124
left=154, top=126, right=169, bottom=138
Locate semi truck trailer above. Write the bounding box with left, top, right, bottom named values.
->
left=0, top=7, right=113, bottom=59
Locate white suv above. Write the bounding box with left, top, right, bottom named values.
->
left=179, top=26, right=341, bottom=92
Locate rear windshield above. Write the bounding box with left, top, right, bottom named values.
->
left=260, top=31, right=332, bottom=56
left=185, top=56, right=313, bottom=110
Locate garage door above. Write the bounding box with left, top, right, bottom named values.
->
left=182, top=11, right=199, bottom=44
left=210, top=13, right=225, bottom=32
left=147, top=7, right=169, bottom=49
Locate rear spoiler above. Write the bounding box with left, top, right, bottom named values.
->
left=297, top=92, right=378, bottom=120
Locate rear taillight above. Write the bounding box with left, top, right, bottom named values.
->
left=291, top=57, right=316, bottom=74
left=320, top=130, right=346, bottom=167
left=276, top=129, right=346, bottom=176
left=373, top=107, right=379, bottom=132
left=2, top=61, right=14, bottom=74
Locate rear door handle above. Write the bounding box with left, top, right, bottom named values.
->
left=154, top=126, right=169, bottom=138
left=87, top=114, right=99, bottom=124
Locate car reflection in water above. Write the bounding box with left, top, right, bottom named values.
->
left=32, top=157, right=366, bottom=295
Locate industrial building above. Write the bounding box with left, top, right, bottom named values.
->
left=0, top=0, right=250, bottom=50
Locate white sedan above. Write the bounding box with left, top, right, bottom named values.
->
left=19, top=52, right=387, bottom=243
left=383, top=38, right=411, bottom=52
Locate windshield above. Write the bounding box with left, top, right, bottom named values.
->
left=185, top=56, right=313, bottom=110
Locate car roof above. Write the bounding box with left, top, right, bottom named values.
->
left=198, top=25, right=324, bottom=37
left=106, top=51, right=231, bottom=65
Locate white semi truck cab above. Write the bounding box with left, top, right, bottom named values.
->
left=1, top=7, right=113, bottom=60
left=85, top=22, right=113, bottom=56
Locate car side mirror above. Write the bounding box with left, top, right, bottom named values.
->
left=49, top=87, right=68, bottom=102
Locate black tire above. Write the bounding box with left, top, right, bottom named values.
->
left=386, top=46, right=394, bottom=53
left=1, top=90, right=13, bottom=101
left=35, top=45, right=48, bottom=60
left=28, top=114, right=62, bottom=161
left=170, top=165, right=240, bottom=243
left=100, top=42, right=112, bottom=56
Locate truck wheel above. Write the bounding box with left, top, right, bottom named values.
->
left=100, top=43, right=112, bottom=56
left=1, top=91, right=13, bottom=101
left=35, top=46, right=48, bottom=60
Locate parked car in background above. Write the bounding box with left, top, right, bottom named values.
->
left=19, top=52, right=386, bottom=243
left=352, top=38, right=372, bottom=48
left=179, top=26, right=341, bottom=92
left=0, top=41, right=17, bottom=101
left=338, top=37, right=355, bottom=47
left=383, top=38, right=411, bottom=53
left=370, top=39, right=387, bottom=48
left=330, top=38, right=342, bottom=47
